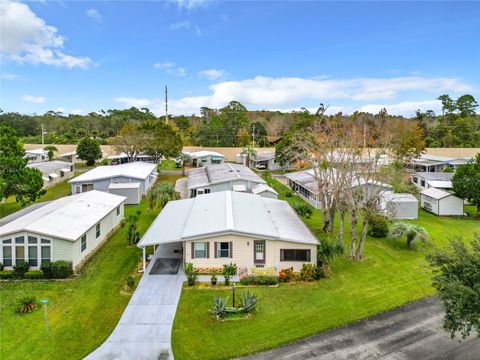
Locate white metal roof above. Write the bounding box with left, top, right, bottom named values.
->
left=27, top=161, right=72, bottom=175
left=252, top=152, right=276, bottom=162
left=426, top=180, right=452, bottom=189
left=25, top=149, right=47, bottom=155
left=138, top=191, right=319, bottom=247
left=69, top=161, right=157, bottom=183
left=381, top=192, right=418, bottom=203
left=0, top=191, right=126, bottom=241
left=251, top=183, right=279, bottom=195
left=421, top=187, right=456, bottom=200
left=187, top=163, right=266, bottom=190
left=188, top=150, right=225, bottom=159
left=58, top=151, right=77, bottom=157
left=108, top=182, right=141, bottom=189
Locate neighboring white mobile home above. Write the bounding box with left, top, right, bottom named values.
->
left=187, top=163, right=275, bottom=198
left=27, top=161, right=74, bottom=188
left=412, top=172, right=454, bottom=191
left=25, top=149, right=48, bottom=164
left=0, top=191, right=125, bottom=269
left=186, top=151, right=225, bottom=167
left=69, top=162, right=157, bottom=203
left=138, top=191, right=319, bottom=274
left=420, top=188, right=464, bottom=216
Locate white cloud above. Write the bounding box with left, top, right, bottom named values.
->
left=114, top=75, right=470, bottom=116
left=0, top=0, right=91, bottom=68
left=55, top=107, right=65, bottom=113
left=198, top=68, right=227, bottom=80
left=114, top=97, right=153, bottom=108
left=22, top=95, right=46, bottom=104
left=153, top=62, right=187, bottom=77
left=2, top=73, right=23, bottom=81
left=360, top=100, right=441, bottom=117
left=174, top=0, right=211, bottom=10
left=170, top=21, right=191, bottom=30
left=86, top=9, right=102, bottom=22
left=70, top=108, right=83, bottom=115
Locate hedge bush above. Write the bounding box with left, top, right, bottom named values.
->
left=239, top=275, right=278, bottom=285
left=367, top=215, right=390, bottom=238
left=41, top=261, right=73, bottom=279
left=0, top=270, right=15, bottom=279
left=292, top=202, right=313, bottom=218
left=279, top=267, right=295, bottom=282
left=24, top=270, right=44, bottom=280
left=0, top=262, right=4, bottom=271
left=299, top=263, right=316, bottom=281
left=13, top=261, right=30, bottom=278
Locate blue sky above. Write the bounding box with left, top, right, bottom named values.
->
left=1, top=0, right=479, bottom=117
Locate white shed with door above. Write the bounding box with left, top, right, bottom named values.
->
left=380, top=192, right=418, bottom=219
left=420, top=188, right=464, bottom=216
left=108, top=182, right=141, bottom=205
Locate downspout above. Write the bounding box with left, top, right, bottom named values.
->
left=142, top=247, right=146, bottom=273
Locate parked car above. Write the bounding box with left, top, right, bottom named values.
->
left=175, top=158, right=183, bottom=168
left=256, top=163, right=267, bottom=170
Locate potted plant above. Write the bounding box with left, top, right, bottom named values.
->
left=211, top=273, right=218, bottom=286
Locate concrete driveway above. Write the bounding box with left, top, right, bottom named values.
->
left=175, top=178, right=188, bottom=199
left=86, top=243, right=183, bottom=360
left=243, top=297, right=480, bottom=360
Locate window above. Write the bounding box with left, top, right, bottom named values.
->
left=204, top=189, right=211, bottom=194
left=15, top=236, right=25, bottom=244
left=2, top=245, right=12, bottom=267
left=216, top=242, right=230, bottom=258
left=28, top=246, right=38, bottom=266
left=420, top=180, right=425, bottom=187
left=413, top=177, right=418, bottom=184
left=82, top=184, right=94, bottom=192
left=193, top=242, right=208, bottom=258
left=116, top=206, right=120, bottom=216
left=15, top=246, right=25, bottom=264
left=96, top=223, right=101, bottom=238
left=280, top=249, right=311, bottom=262
left=41, top=246, right=51, bottom=264
left=75, top=185, right=81, bottom=194
left=201, top=157, right=208, bottom=163
left=41, top=238, right=51, bottom=244
left=28, top=236, right=37, bottom=244
left=81, top=235, right=87, bottom=253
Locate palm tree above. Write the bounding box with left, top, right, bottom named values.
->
left=388, top=222, right=429, bottom=250
left=148, top=182, right=180, bottom=210
left=241, top=144, right=257, bottom=168
left=177, top=152, right=192, bottom=175
left=44, top=145, right=58, bottom=161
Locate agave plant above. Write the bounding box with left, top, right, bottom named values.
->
left=239, top=292, right=258, bottom=313
left=388, top=222, right=430, bottom=250
left=17, top=296, right=37, bottom=314
left=211, top=296, right=229, bottom=320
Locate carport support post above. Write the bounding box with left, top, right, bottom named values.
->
left=142, top=247, right=146, bottom=273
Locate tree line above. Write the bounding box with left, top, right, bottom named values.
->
left=1, top=94, right=478, bottom=148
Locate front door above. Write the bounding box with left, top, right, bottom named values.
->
left=254, top=240, right=265, bottom=264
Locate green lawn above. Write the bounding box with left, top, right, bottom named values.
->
left=0, top=174, right=183, bottom=360
left=0, top=174, right=79, bottom=219
left=171, top=179, right=480, bottom=360
left=159, top=159, right=178, bottom=171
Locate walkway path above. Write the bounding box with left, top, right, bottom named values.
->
left=243, top=297, right=480, bottom=360
left=86, top=243, right=184, bottom=360
left=175, top=177, right=188, bottom=199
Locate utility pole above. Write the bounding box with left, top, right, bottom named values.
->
left=252, top=124, right=255, bottom=147
left=165, top=85, right=168, bottom=125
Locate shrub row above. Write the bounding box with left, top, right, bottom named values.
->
left=240, top=275, right=279, bottom=285
left=0, top=261, right=73, bottom=280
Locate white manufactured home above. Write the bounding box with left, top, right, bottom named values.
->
left=69, top=161, right=157, bottom=204
left=187, top=163, right=277, bottom=198
left=27, top=160, right=74, bottom=188
left=420, top=188, right=464, bottom=216
left=186, top=151, right=225, bottom=167
left=25, top=149, right=48, bottom=164
left=412, top=172, right=454, bottom=191
left=138, top=191, right=319, bottom=274
left=0, top=191, right=125, bottom=269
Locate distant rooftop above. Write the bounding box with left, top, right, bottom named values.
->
left=421, top=187, right=456, bottom=200
left=0, top=191, right=126, bottom=241
left=69, top=161, right=157, bottom=183
left=138, top=191, right=319, bottom=247
left=187, top=150, right=225, bottom=159
left=187, top=163, right=265, bottom=190
left=27, top=160, right=72, bottom=175
left=414, top=172, right=454, bottom=181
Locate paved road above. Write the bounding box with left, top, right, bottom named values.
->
left=175, top=177, right=188, bottom=199
left=86, top=243, right=184, bottom=360
left=244, top=297, right=480, bottom=360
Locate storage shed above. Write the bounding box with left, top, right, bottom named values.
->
left=108, top=182, right=141, bottom=205
left=380, top=192, right=418, bottom=219
left=420, top=188, right=464, bottom=216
